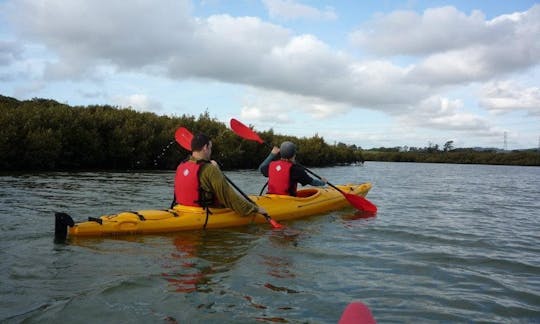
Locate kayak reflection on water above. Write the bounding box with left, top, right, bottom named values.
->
left=160, top=230, right=254, bottom=293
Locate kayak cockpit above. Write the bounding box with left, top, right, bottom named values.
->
left=296, top=188, right=318, bottom=198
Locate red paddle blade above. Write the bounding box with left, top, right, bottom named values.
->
left=260, top=212, right=284, bottom=229
left=344, top=192, right=378, bottom=213
left=269, top=219, right=284, bottom=229
left=230, top=118, right=265, bottom=144
left=175, top=127, right=193, bottom=151
left=261, top=213, right=284, bottom=229
left=338, top=301, right=376, bottom=324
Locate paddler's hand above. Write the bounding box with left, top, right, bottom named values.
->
left=271, top=146, right=280, bottom=155
left=321, top=177, right=328, bottom=184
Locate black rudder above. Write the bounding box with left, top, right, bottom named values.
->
left=54, top=212, right=74, bottom=242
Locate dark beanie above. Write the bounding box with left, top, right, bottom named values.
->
left=280, top=141, right=296, bottom=158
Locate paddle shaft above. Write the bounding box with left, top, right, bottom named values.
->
left=300, top=166, right=340, bottom=192
left=220, top=168, right=276, bottom=224
left=223, top=174, right=250, bottom=202
left=221, top=173, right=273, bottom=222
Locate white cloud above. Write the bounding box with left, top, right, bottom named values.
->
left=0, top=40, right=23, bottom=65
left=349, top=5, right=540, bottom=59
left=5, top=1, right=539, bottom=113
left=407, top=47, right=489, bottom=85
left=239, top=87, right=349, bottom=124
left=168, top=14, right=290, bottom=80
left=3, top=0, right=195, bottom=77
left=479, top=81, right=540, bottom=116
left=112, top=94, right=163, bottom=113
left=349, top=6, right=490, bottom=56
left=399, top=96, right=491, bottom=131
left=263, top=0, right=337, bottom=21
left=353, top=5, right=540, bottom=87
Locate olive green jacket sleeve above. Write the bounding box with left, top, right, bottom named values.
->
left=199, top=164, right=258, bottom=216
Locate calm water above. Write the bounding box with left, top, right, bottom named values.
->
left=1, top=162, right=539, bottom=323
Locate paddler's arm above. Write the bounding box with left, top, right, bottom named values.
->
left=258, top=146, right=280, bottom=177
left=200, top=164, right=263, bottom=216
left=310, top=176, right=327, bottom=186
left=293, top=165, right=327, bottom=187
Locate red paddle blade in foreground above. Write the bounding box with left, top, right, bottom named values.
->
left=338, top=301, right=376, bottom=324
left=175, top=127, right=193, bottom=151
left=230, top=118, right=265, bottom=144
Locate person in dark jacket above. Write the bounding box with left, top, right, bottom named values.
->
left=258, top=141, right=327, bottom=196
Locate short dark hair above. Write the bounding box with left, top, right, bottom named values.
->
left=191, top=133, right=211, bottom=151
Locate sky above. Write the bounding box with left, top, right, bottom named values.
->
left=1, top=0, right=539, bottom=150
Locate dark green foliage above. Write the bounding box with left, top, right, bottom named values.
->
left=363, top=148, right=539, bottom=166
left=0, top=95, right=363, bottom=171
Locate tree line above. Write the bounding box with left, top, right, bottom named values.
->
left=363, top=145, right=539, bottom=166
left=0, top=95, right=363, bottom=171
left=1, top=95, right=538, bottom=171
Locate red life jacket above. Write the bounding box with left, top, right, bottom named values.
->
left=268, top=160, right=297, bottom=196
left=174, top=160, right=213, bottom=207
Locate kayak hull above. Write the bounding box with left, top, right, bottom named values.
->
left=57, top=183, right=372, bottom=238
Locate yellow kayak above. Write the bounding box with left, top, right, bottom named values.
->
left=54, top=183, right=372, bottom=239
